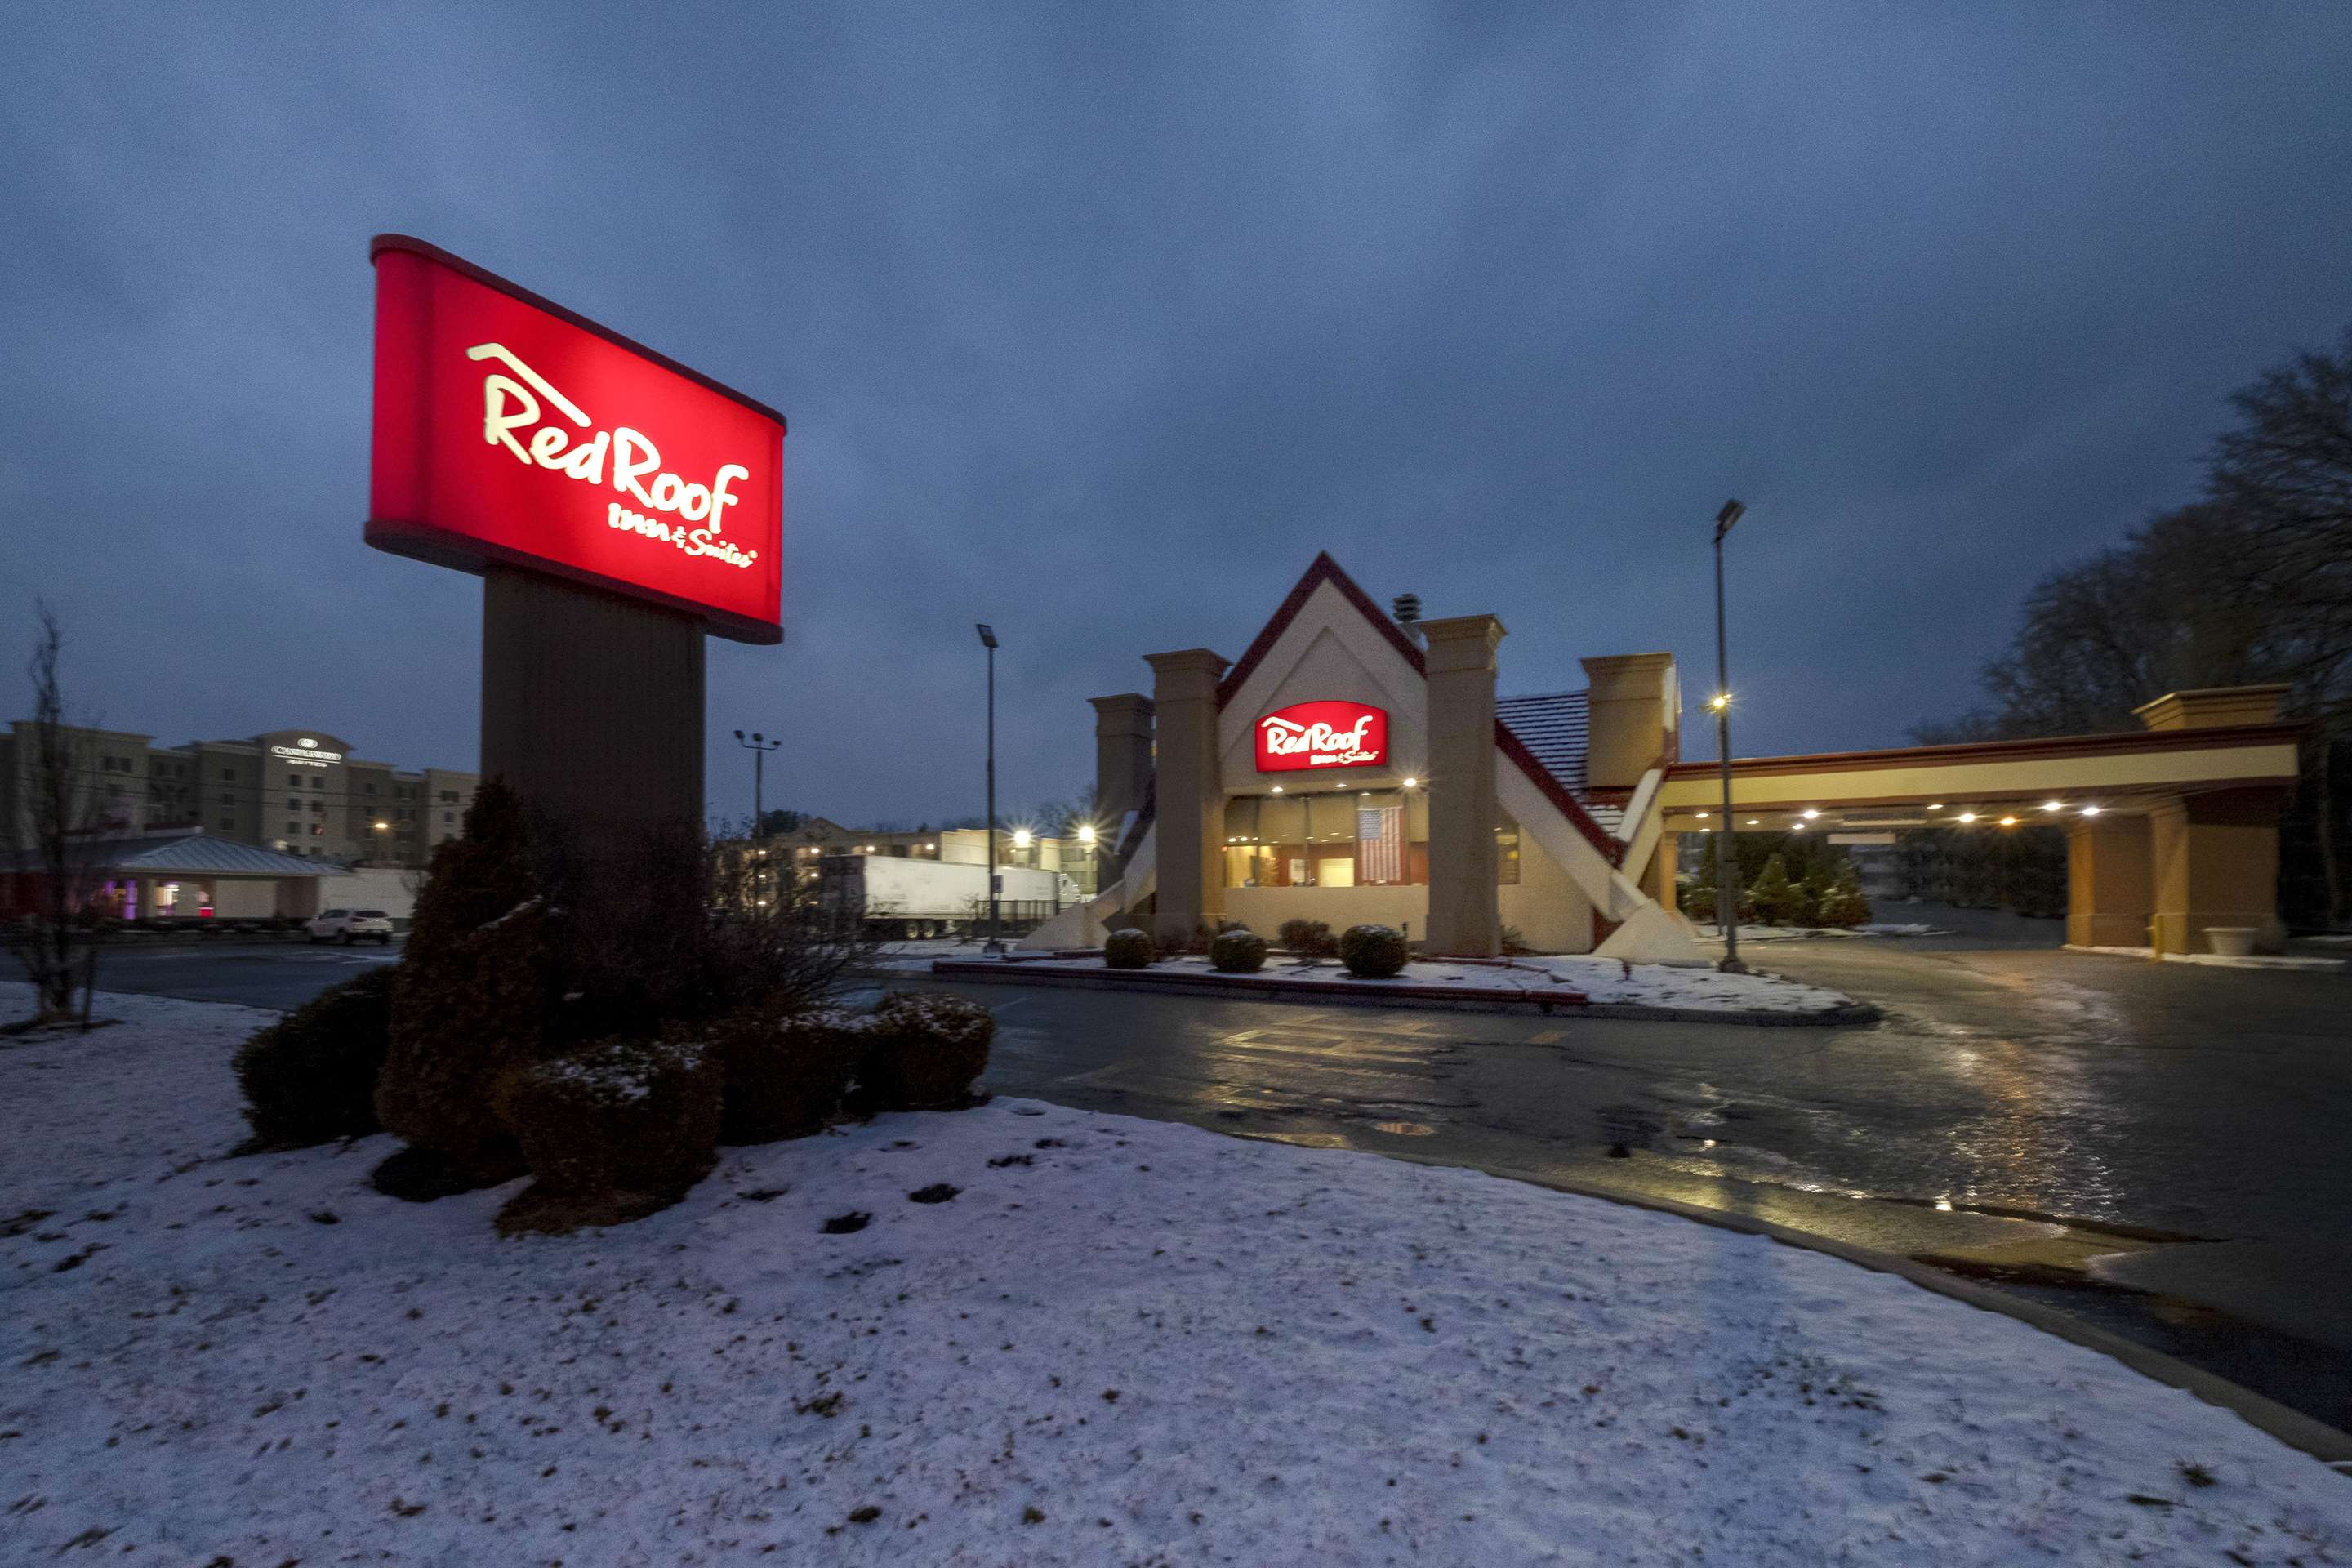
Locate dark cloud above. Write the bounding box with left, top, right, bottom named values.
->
left=4, top=2, right=2347, bottom=823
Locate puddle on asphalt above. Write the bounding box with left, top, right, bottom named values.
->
left=1370, top=1120, right=1437, bottom=1138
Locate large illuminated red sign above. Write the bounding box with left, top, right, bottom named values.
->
left=1255, top=700, right=1388, bottom=772
left=366, top=235, right=785, bottom=644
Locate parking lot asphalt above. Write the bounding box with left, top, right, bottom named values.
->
left=68, top=912, right=2352, bottom=1432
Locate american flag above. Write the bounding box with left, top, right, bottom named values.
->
left=1357, top=805, right=1403, bottom=884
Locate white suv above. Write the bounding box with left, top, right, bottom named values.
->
left=306, top=908, right=396, bottom=946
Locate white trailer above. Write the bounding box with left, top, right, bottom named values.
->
left=819, top=854, right=1079, bottom=938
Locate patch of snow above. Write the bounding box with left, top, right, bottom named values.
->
left=1695, top=923, right=1947, bottom=942
left=951, top=953, right=1855, bottom=1015
left=0, top=982, right=274, bottom=1211
left=2161, top=951, right=2345, bottom=972
left=3, top=988, right=2348, bottom=1563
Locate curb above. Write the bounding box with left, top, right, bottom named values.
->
left=926, top=960, right=1878, bottom=1027
left=1378, top=1147, right=2352, bottom=1470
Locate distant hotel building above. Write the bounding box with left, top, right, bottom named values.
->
left=0, top=721, right=477, bottom=869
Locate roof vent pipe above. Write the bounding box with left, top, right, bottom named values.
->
left=1391, top=593, right=1424, bottom=645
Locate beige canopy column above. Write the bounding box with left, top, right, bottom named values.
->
left=2134, top=687, right=2291, bottom=956
left=1143, top=649, right=1228, bottom=946
left=2065, top=814, right=2152, bottom=948
left=1422, top=613, right=1505, bottom=956
left=2149, top=790, right=2284, bottom=954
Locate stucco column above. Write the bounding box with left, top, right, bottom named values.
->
left=2149, top=788, right=2285, bottom=955
left=2065, top=814, right=2153, bottom=950
left=1143, top=649, right=1228, bottom=946
left=1088, top=693, right=1155, bottom=888
left=1579, top=652, right=1677, bottom=788
left=1421, top=614, right=1505, bottom=956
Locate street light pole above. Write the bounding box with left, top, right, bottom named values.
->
left=1711, top=500, right=1747, bottom=975
left=733, top=729, right=782, bottom=906
left=977, top=625, right=1002, bottom=953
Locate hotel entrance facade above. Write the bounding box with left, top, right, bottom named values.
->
left=1028, top=555, right=2305, bottom=960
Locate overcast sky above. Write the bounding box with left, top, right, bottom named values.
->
left=4, top=3, right=2348, bottom=828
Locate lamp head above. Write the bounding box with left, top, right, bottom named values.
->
left=976, top=623, right=998, bottom=649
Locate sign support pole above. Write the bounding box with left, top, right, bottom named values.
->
left=480, top=565, right=706, bottom=858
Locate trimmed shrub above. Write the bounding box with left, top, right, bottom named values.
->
left=859, top=991, right=994, bottom=1111
left=707, top=1004, right=863, bottom=1143
left=1103, top=928, right=1155, bottom=969
left=1209, top=928, right=1267, bottom=973
left=493, top=1036, right=722, bottom=1233
left=232, top=968, right=397, bottom=1150
left=1277, top=918, right=1337, bottom=959
left=1339, top=923, right=1408, bottom=978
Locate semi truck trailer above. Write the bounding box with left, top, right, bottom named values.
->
left=818, top=854, right=1080, bottom=938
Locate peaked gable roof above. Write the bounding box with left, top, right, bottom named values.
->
left=1215, top=552, right=1425, bottom=709
left=1215, top=555, right=1621, bottom=864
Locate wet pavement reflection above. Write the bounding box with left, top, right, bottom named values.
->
left=942, top=913, right=2352, bottom=1432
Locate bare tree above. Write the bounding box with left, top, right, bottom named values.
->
left=3, top=602, right=104, bottom=1023
left=1915, top=329, right=2352, bottom=924
left=2207, top=328, right=2352, bottom=923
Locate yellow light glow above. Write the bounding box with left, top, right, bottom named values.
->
left=1402, top=777, right=1419, bottom=789
left=2079, top=806, right=2100, bottom=817
left=373, top=820, right=389, bottom=830
left=2041, top=800, right=2063, bottom=812
left=1695, top=810, right=1708, bottom=818
left=1957, top=812, right=1977, bottom=823
left=1744, top=817, right=1759, bottom=826
left=1076, top=824, right=1096, bottom=844
left=1998, top=816, right=2018, bottom=827
left=1012, top=829, right=1032, bottom=849
left=1801, top=808, right=1820, bottom=820
left=1791, top=821, right=1806, bottom=831
left=1270, top=786, right=1284, bottom=795
left=1927, top=803, right=1943, bottom=810
left=1708, top=693, right=1730, bottom=711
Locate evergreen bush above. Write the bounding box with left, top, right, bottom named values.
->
left=232, top=967, right=397, bottom=1150
left=1103, top=927, right=1155, bottom=969
left=706, top=1004, right=864, bottom=1143
left=493, top=1036, right=723, bottom=1233
left=1339, top=923, right=1408, bottom=978
left=858, top=991, right=995, bottom=1111
left=1815, top=863, right=1873, bottom=928
left=1276, top=918, right=1337, bottom=959
left=376, top=780, right=556, bottom=1190
left=1745, top=854, right=1802, bottom=926
left=1209, top=928, right=1267, bottom=973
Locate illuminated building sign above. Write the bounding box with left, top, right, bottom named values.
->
left=1256, top=701, right=1389, bottom=772
left=270, top=740, right=344, bottom=767
left=365, top=235, right=786, bottom=644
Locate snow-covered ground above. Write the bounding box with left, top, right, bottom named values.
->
left=935, top=951, right=1860, bottom=1016
left=7, top=985, right=2350, bottom=1564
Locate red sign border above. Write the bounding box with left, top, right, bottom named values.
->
left=363, top=234, right=788, bottom=646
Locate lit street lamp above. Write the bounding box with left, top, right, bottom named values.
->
left=977, top=624, right=1002, bottom=952
left=1712, top=499, right=1747, bottom=975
